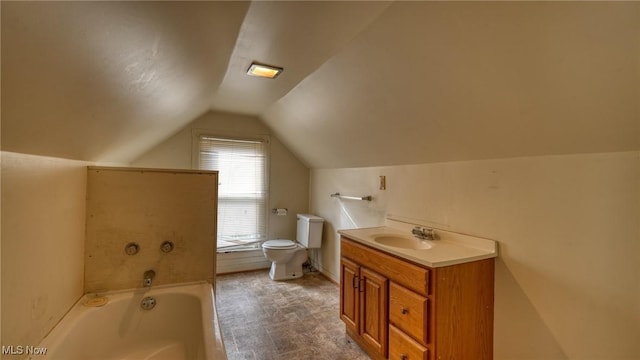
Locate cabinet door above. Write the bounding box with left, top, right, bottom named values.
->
left=360, top=267, right=389, bottom=357
left=340, top=257, right=359, bottom=333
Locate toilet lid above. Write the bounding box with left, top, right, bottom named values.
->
left=262, top=239, right=297, bottom=249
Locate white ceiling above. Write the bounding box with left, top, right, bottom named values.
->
left=2, top=1, right=639, bottom=168
left=2, top=1, right=249, bottom=162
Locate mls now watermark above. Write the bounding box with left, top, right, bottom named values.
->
left=2, top=345, right=48, bottom=356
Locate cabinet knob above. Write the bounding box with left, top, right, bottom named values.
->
left=400, top=354, right=408, bottom=360
left=401, top=307, right=408, bottom=315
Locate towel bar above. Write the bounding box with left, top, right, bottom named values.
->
left=330, top=193, right=372, bottom=201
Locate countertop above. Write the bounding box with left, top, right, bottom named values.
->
left=338, top=220, right=498, bottom=268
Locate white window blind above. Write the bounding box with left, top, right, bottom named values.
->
left=198, top=135, right=267, bottom=249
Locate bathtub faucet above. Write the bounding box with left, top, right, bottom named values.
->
left=143, top=270, right=156, bottom=287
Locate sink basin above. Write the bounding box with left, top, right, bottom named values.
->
left=373, top=236, right=432, bottom=250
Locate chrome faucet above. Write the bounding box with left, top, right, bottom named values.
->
left=412, top=226, right=435, bottom=240
left=143, top=270, right=155, bottom=287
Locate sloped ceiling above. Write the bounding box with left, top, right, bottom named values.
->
left=263, top=2, right=640, bottom=168
left=2, top=1, right=249, bottom=162
left=2, top=2, right=639, bottom=168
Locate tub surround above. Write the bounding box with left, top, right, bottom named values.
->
left=4, top=162, right=224, bottom=360
left=1, top=152, right=89, bottom=358
left=338, top=218, right=497, bottom=268
left=84, top=167, right=218, bottom=292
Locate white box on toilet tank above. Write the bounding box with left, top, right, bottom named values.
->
left=297, top=214, right=323, bottom=248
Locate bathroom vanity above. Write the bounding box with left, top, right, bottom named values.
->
left=338, top=222, right=497, bottom=360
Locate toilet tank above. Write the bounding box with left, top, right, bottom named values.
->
left=297, top=214, right=324, bottom=249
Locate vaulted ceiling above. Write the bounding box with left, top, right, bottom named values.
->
left=2, top=1, right=639, bottom=168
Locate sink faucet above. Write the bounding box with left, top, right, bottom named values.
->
left=143, top=270, right=155, bottom=287
left=412, top=226, right=435, bottom=240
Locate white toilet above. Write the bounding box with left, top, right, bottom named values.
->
left=261, top=214, right=324, bottom=280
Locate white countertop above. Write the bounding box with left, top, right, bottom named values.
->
left=338, top=220, right=498, bottom=268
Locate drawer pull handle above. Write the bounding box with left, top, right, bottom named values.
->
left=352, top=275, right=359, bottom=289
left=401, top=307, right=408, bottom=315
left=400, top=354, right=408, bottom=360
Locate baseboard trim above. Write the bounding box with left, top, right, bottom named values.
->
left=319, top=269, right=339, bottom=286
left=216, top=249, right=270, bottom=275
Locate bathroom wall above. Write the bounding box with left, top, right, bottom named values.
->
left=310, top=151, right=640, bottom=360
left=84, top=167, right=218, bottom=292
left=1, top=152, right=88, bottom=356
left=132, top=110, right=310, bottom=273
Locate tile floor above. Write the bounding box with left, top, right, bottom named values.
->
left=215, top=269, right=370, bottom=360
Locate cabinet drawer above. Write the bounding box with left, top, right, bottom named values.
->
left=389, top=282, right=428, bottom=344
left=389, top=324, right=428, bottom=360
left=341, top=237, right=430, bottom=296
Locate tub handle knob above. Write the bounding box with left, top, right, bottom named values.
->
left=124, top=242, right=139, bottom=255
left=161, top=241, right=174, bottom=253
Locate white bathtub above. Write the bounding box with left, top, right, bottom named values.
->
left=30, top=281, right=227, bottom=360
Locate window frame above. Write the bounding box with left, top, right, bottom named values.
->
left=192, top=130, right=270, bottom=250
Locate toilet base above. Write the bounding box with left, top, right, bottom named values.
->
left=262, top=246, right=309, bottom=281
left=268, top=262, right=304, bottom=281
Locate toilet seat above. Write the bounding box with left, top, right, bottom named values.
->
left=262, top=239, right=297, bottom=250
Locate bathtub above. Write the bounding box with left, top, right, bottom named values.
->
left=30, top=281, right=227, bottom=360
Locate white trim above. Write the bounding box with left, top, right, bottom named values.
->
left=216, top=250, right=270, bottom=274
left=192, top=130, right=271, bottom=250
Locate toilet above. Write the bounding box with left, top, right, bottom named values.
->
left=261, top=214, right=324, bottom=280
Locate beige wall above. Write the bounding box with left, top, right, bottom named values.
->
left=84, top=167, right=218, bottom=292
left=1, top=152, right=88, bottom=355
left=310, top=151, right=640, bottom=360
left=132, top=110, right=310, bottom=245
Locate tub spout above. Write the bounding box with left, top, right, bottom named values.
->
left=143, top=270, right=155, bottom=287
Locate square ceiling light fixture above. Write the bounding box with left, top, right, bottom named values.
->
left=247, top=62, right=283, bottom=79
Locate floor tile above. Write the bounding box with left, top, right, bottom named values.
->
left=216, top=270, right=370, bottom=360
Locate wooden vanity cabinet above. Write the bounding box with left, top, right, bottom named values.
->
left=340, top=236, right=494, bottom=360
left=340, top=257, right=389, bottom=358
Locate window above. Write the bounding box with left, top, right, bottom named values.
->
left=197, top=135, right=268, bottom=250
